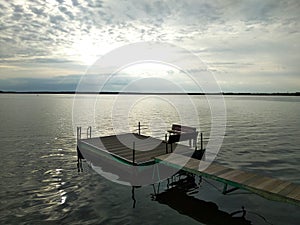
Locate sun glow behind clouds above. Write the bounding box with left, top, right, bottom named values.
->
left=0, top=0, right=299, bottom=91
left=67, top=35, right=122, bottom=65
left=105, top=62, right=197, bottom=92
left=68, top=38, right=99, bottom=65
left=121, top=62, right=178, bottom=77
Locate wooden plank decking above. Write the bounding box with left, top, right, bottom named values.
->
left=155, top=153, right=300, bottom=206
left=78, top=133, right=193, bottom=165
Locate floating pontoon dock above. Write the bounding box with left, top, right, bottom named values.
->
left=77, top=133, right=193, bottom=166
left=76, top=125, right=197, bottom=185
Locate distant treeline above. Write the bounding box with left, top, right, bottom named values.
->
left=0, top=90, right=300, bottom=96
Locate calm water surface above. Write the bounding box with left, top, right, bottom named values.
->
left=0, top=94, right=299, bottom=225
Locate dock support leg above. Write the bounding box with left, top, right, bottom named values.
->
left=222, top=184, right=228, bottom=194
left=222, top=184, right=239, bottom=194
left=77, top=152, right=83, bottom=173
left=132, top=186, right=136, bottom=208
left=77, top=146, right=83, bottom=172
left=198, top=176, right=202, bottom=185
left=152, top=182, right=161, bottom=195
left=152, top=184, right=156, bottom=195
left=77, top=158, right=83, bottom=173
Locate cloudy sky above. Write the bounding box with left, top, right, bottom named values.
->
left=0, top=0, right=299, bottom=92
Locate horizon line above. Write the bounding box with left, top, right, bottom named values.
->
left=0, top=90, right=299, bottom=96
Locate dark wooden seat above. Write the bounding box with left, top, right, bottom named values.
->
left=166, top=124, right=198, bottom=153
left=167, top=124, right=196, bottom=134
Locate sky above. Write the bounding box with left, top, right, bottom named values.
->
left=0, top=0, right=299, bottom=92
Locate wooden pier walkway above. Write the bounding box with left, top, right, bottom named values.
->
left=155, top=153, right=300, bottom=206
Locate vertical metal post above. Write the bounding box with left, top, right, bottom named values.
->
left=222, top=184, right=228, bottom=194
left=201, top=132, right=203, bottom=151
left=138, top=122, right=141, bottom=135
left=77, top=146, right=83, bottom=172
left=165, top=133, right=168, bottom=154
left=77, top=127, right=81, bottom=140
left=132, top=141, right=135, bottom=164
left=86, top=126, right=92, bottom=138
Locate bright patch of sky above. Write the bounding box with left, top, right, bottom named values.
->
left=0, top=0, right=299, bottom=92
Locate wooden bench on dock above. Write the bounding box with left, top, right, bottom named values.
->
left=166, top=124, right=198, bottom=153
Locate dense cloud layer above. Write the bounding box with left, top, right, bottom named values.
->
left=0, top=0, right=299, bottom=91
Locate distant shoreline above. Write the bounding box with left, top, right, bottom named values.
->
left=0, top=91, right=299, bottom=96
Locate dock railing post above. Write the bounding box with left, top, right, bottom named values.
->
left=201, top=132, right=203, bottom=151
left=77, top=127, right=81, bottom=140
left=87, top=126, right=92, bottom=138
left=132, top=141, right=135, bottom=165
left=201, top=132, right=206, bottom=160
left=165, top=133, right=168, bottom=153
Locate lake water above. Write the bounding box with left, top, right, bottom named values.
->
left=0, top=94, right=299, bottom=225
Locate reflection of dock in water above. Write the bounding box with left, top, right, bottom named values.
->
left=153, top=172, right=252, bottom=225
